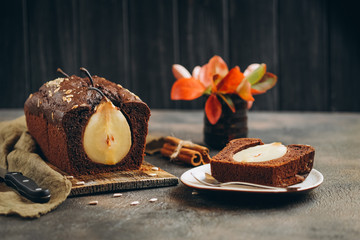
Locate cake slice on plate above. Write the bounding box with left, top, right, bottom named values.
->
left=210, top=138, right=315, bottom=187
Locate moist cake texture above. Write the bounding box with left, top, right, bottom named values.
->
left=24, top=74, right=150, bottom=175
left=210, top=138, right=315, bottom=187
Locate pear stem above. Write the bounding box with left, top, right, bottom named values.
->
left=81, top=68, right=107, bottom=100
left=88, top=86, right=106, bottom=98
left=57, top=68, right=70, bottom=78
left=80, top=67, right=94, bottom=86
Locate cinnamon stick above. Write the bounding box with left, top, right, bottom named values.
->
left=160, top=143, right=202, bottom=166
left=164, top=136, right=211, bottom=164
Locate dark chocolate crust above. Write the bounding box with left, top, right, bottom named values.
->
left=24, top=75, right=150, bottom=175
left=210, top=138, right=315, bottom=187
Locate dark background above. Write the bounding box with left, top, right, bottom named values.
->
left=1, top=0, right=359, bottom=111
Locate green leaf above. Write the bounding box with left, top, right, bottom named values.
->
left=203, top=86, right=213, bottom=95
left=246, top=63, right=266, bottom=85
left=218, top=94, right=236, bottom=113
left=251, top=72, right=277, bottom=93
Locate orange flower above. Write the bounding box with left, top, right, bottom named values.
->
left=199, top=56, right=229, bottom=89
left=170, top=56, right=277, bottom=124
left=170, top=77, right=206, bottom=100
left=205, top=94, right=222, bottom=124
left=171, top=64, right=205, bottom=100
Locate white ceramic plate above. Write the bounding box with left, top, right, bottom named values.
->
left=180, top=164, right=323, bottom=194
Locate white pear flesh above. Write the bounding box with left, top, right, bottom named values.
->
left=83, top=99, right=132, bottom=165
left=232, top=142, right=287, bottom=163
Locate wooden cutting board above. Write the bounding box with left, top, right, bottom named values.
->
left=48, top=161, right=178, bottom=197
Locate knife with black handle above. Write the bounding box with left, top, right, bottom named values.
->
left=0, top=167, right=51, bottom=203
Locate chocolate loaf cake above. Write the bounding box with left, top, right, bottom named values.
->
left=210, top=138, right=315, bottom=187
left=24, top=71, right=150, bottom=175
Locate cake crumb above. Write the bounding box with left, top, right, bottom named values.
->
left=148, top=173, right=157, bottom=177
left=113, top=193, right=123, bottom=198
left=88, top=200, right=98, bottom=205
left=76, top=181, right=85, bottom=185
left=62, top=96, right=72, bottom=103
left=149, top=198, right=158, bottom=203
left=66, top=176, right=74, bottom=179
left=151, top=167, right=159, bottom=171
left=192, top=190, right=199, bottom=195
left=46, top=78, right=64, bottom=87
left=130, top=201, right=140, bottom=206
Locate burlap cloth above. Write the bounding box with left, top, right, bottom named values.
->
left=0, top=116, right=72, bottom=218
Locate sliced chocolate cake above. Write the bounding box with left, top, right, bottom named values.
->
left=210, top=138, right=315, bottom=187
left=24, top=69, right=150, bottom=175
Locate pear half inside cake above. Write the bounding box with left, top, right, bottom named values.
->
left=83, top=98, right=132, bottom=165
left=232, top=142, right=287, bottom=163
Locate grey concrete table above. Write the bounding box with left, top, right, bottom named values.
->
left=1, top=109, right=359, bottom=240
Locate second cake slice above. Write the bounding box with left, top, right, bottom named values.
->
left=210, top=138, right=315, bottom=187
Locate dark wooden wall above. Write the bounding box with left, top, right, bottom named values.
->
left=1, top=0, right=359, bottom=111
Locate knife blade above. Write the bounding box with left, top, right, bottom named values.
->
left=0, top=167, right=51, bottom=203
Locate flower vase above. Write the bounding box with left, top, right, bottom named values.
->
left=204, top=94, right=248, bottom=149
